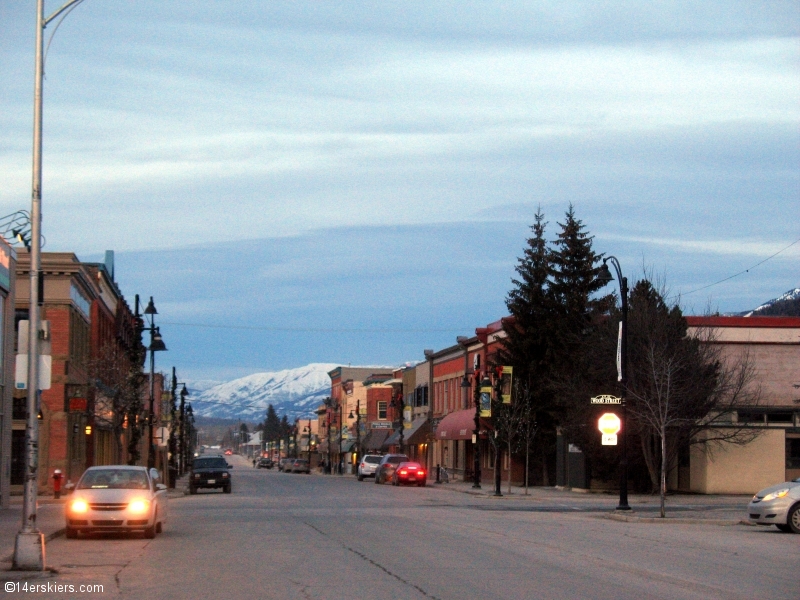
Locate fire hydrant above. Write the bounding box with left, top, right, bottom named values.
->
left=52, top=469, right=63, bottom=499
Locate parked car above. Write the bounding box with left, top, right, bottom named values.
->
left=748, top=477, right=800, bottom=533
left=357, top=455, right=382, bottom=481
left=278, top=458, right=294, bottom=472
left=287, top=459, right=311, bottom=474
left=224, top=449, right=233, bottom=456
left=257, top=457, right=274, bottom=469
left=391, top=462, right=427, bottom=487
left=189, top=455, right=232, bottom=494
left=65, top=466, right=168, bottom=539
left=375, top=454, right=409, bottom=484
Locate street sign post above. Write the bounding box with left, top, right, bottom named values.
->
left=590, top=395, right=622, bottom=405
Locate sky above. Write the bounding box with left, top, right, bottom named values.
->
left=0, top=2, right=798, bottom=382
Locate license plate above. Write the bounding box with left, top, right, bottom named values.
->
left=207, top=479, right=215, bottom=484
left=408, top=477, right=416, bottom=482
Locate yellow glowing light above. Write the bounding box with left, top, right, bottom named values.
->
left=128, top=499, right=150, bottom=514
left=70, top=499, right=88, bottom=513
left=598, top=413, right=621, bottom=436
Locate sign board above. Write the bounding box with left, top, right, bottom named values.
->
left=598, top=413, right=621, bottom=436
left=69, top=398, right=87, bottom=412
left=371, top=421, right=393, bottom=429
left=155, top=427, right=169, bottom=447
left=14, top=354, right=52, bottom=390
left=591, top=395, right=622, bottom=405
left=602, top=434, right=618, bottom=446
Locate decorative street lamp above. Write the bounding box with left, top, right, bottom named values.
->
left=179, top=383, right=189, bottom=474
left=304, top=420, right=313, bottom=466
left=594, top=256, right=631, bottom=511
left=144, top=297, right=167, bottom=470
left=463, top=374, right=481, bottom=489
left=348, top=400, right=361, bottom=469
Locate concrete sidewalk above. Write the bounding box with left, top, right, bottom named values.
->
left=0, top=496, right=66, bottom=567
left=429, top=477, right=753, bottom=524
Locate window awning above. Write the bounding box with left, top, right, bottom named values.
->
left=362, top=429, right=390, bottom=451
left=435, top=409, right=487, bottom=440
left=384, top=417, right=431, bottom=447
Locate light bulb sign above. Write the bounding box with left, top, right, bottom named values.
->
left=598, top=412, right=621, bottom=446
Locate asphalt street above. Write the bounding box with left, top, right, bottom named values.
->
left=11, top=455, right=799, bottom=599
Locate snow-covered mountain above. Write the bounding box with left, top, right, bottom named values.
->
left=189, top=363, right=340, bottom=421
left=745, top=288, right=800, bottom=317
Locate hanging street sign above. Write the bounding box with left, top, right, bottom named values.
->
left=591, top=395, right=622, bottom=405
left=616, top=321, right=623, bottom=381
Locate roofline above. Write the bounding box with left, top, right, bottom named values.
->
left=686, top=316, right=800, bottom=328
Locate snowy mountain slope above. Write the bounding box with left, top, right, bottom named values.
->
left=189, top=363, right=339, bottom=421
left=746, top=288, right=800, bottom=317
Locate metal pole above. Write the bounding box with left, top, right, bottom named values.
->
left=147, top=328, right=155, bottom=469
left=14, top=0, right=46, bottom=571
left=618, top=272, right=630, bottom=510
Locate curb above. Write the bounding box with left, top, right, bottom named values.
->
left=604, top=512, right=751, bottom=526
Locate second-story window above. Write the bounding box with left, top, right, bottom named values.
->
left=377, top=401, right=387, bottom=420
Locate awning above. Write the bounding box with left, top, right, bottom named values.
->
left=435, top=409, right=485, bottom=440
left=384, top=417, right=431, bottom=447
left=340, top=440, right=356, bottom=453
left=362, top=429, right=390, bottom=451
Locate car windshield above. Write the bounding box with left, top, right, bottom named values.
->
left=79, top=469, right=149, bottom=490
left=194, top=457, right=228, bottom=469
left=364, top=456, right=381, bottom=464
left=387, top=456, right=408, bottom=464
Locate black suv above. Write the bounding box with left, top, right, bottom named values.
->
left=189, top=455, right=232, bottom=494
left=257, top=457, right=274, bottom=469
left=375, top=454, right=409, bottom=484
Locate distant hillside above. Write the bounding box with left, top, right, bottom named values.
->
left=747, top=288, right=800, bottom=317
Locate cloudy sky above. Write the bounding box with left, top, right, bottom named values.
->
left=1, top=2, right=798, bottom=382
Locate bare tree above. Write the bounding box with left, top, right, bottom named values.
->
left=625, top=280, right=761, bottom=517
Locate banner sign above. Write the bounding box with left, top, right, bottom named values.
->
left=616, top=321, right=623, bottom=382
left=500, top=366, right=513, bottom=404
left=479, top=385, right=492, bottom=417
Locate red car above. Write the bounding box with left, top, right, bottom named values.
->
left=224, top=449, right=233, bottom=456
left=391, top=462, right=427, bottom=487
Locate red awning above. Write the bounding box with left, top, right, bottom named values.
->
left=436, top=409, right=481, bottom=440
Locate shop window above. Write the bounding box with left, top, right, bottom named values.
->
left=377, top=401, right=387, bottom=420
left=787, top=438, right=800, bottom=469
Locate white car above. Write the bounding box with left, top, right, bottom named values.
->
left=748, top=477, right=800, bottom=533
left=65, top=466, right=168, bottom=539
left=356, top=455, right=382, bottom=481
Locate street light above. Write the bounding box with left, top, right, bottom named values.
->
left=348, top=400, right=361, bottom=469
left=594, top=256, right=631, bottom=511
left=179, top=383, right=189, bottom=474
left=463, top=374, right=481, bottom=489
left=144, top=297, right=167, bottom=470
left=15, top=0, right=86, bottom=572
left=304, top=420, right=313, bottom=466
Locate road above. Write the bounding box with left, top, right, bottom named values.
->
left=30, top=455, right=798, bottom=599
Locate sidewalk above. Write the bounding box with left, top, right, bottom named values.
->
left=0, top=496, right=66, bottom=567
left=428, top=478, right=753, bottom=524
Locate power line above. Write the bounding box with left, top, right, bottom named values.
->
left=679, top=236, right=800, bottom=298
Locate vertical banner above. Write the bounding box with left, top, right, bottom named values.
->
left=501, top=366, right=513, bottom=404
left=480, top=384, right=492, bottom=417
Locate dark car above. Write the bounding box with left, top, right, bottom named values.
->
left=257, top=457, right=274, bottom=469
left=189, top=455, right=232, bottom=494
left=287, top=459, right=311, bottom=474
left=391, top=462, right=427, bottom=487
left=375, top=454, right=409, bottom=484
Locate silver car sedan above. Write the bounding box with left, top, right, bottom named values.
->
left=747, top=477, right=800, bottom=533
left=65, top=466, right=168, bottom=539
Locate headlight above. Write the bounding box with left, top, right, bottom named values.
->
left=128, top=499, right=150, bottom=514
left=762, top=489, right=789, bottom=502
left=69, top=499, right=88, bottom=513
left=222, top=473, right=229, bottom=478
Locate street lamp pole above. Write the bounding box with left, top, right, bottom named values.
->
left=143, top=297, right=166, bottom=470
left=595, top=256, right=631, bottom=511
left=15, top=0, right=85, bottom=571
left=179, top=384, right=188, bottom=475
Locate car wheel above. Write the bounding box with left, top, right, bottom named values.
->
left=776, top=523, right=792, bottom=533
left=357, top=474, right=363, bottom=481
left=189, top=485, right=196, bottom=495
left=156, top=521, right=163, bottom=534
left=65, top=527, right=77, bottom=539
left=144, top=524, right=156, bottom=539
left=375, top=474, right=380, bottom=484
left=224, top=484, right=231, bottom=494
left=788, top=503, right=800, bottom=534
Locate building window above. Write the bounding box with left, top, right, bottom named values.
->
left=377, top=401, right=387, bottom=420
left=787, top=437, right=800, bottom=469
